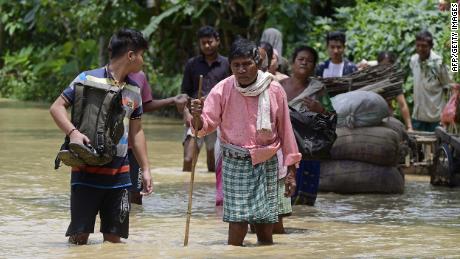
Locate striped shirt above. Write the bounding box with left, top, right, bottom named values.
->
left=61, top=67, right=143, bottom=189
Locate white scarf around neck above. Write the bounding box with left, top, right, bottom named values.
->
left=234, top=70, right=273, bottom=132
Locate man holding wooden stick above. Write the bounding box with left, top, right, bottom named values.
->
left=190, top=38, right=301, bottom=246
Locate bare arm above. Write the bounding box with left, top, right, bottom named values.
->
left=285, top=165, right=297, bottom=197
left=143, top=98, right=175, bottom=113
left=396, top=94, right=413, bottom=131
left=49, top=96, right=89, bottom=144
left=143, top=94, right=188, bottom=113
left=183, top=106, right=194, bottom=127
left=129, top=118, right=153, bottom=195
left=278, top=92, right=301, bottom=197
left=189, top=84, right=224, bottom=136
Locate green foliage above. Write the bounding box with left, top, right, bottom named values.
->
left=264, top=0, right=312, bottom=56
left=140, top=0, right=312, bottom=97
left=338, top=0, right=447, bottom=69
left=301, top=0, right=450, bottom=117
left=0, top=39, right=98, bottom=101
left=0, top=0, right=145, bottom=101
left=0, top=0, right=454, bottom=114
left=303, top=16, right=336, bottom=62
left=143, top=0, right=276, bottom=75
left=303, top=0, right=449, bottom=68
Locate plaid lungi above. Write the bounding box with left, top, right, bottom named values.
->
left=277, top=178, right=293, bottom=216
left=222, top=143, right=278, bottom=224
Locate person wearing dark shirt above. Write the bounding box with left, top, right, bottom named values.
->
left=181, top=25, right=230, bottom=172
left=315, top=31, right=357, bottom=78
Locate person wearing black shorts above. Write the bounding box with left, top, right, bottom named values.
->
left=66, top=185, right=131, bottom=241
left=50, top=29, right=153, bottom=244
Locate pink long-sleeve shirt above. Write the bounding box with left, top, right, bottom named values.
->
left=194, top=75, right=301, bottom=167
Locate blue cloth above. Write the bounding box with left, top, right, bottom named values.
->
left=292, top=160, right=321, bottom=206
left=412, top=119, right=439, bottom=132
left=315, top=58, right=358, bottom=77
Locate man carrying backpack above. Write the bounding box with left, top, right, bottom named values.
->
left=49, top=28, right=153, bottom=245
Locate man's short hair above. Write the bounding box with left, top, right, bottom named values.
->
left=197, top=26, right=219, bottom=39
left=108, top=28, right=148, bottom=59
left=229, top=38, right=260, bottom=65
left=292, top=45, right=318, bottom=64
left=326, top=31, right=346, bottom=45
left=415, top=30, right=433, bottom=47
left=377, top=51, right=396, bottom=64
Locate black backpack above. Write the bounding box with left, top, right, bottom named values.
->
left=55, top=80, right=126, bottom=168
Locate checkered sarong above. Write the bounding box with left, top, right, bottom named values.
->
left=277, top=178, right=293, bottom=216
left=222, top=143, right=278, bottom=224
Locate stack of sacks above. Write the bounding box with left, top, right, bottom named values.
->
left=319, top=91, right=405, bottom=194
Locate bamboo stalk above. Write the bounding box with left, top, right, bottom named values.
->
left=184, top=75, right=203, bottom=247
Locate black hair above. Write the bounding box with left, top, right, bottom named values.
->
left=377, top=51, right=396, bottom=64
left=108, top=28, right=148, bottom=59
left=326, top=31, right=346, bottom=45
left=229, top=38, right=260, bottom=64
left=291, top=45, right=319, bottom=64
left=259, top=41, right=273, bottom=68
left=415, top=30, right=433, bottom=47
left=197, top=25, right=219, bottom=39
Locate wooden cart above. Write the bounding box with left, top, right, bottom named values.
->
left=400, top=131, right=437, bottom=175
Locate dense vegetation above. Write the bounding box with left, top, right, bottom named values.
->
left=0, top=0, right=453, bottom=115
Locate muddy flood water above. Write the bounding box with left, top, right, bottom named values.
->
left=0, top=99, right=460, bottom=258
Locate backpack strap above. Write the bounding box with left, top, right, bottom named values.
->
left=72, top=83, right=86, bottom=128
left=94, top=89, right=119, bottom=154
left=55, top=83, right=86, bottom=170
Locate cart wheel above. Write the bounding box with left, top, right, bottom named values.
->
left=431, top=143, right=454, bottom=186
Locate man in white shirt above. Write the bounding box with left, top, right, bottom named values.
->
left=410, top=30, right=451, bottom=132
left=315, top=31, right=357, bottom=78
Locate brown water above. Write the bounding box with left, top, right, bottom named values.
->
left=1, top=99, right=460, bottom=258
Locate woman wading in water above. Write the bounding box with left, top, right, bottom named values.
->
left=280, top=46, right=334, bottom=209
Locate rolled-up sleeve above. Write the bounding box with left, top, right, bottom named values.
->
left=191, top=84, right=223, bottom=137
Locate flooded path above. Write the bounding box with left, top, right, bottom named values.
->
left=0, top=99, right=459, bottom=258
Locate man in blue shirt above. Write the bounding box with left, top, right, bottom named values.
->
left=49, top=28, right=153, bottom=244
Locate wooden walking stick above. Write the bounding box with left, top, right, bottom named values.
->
left=184, top=74, right=203, bottom=247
